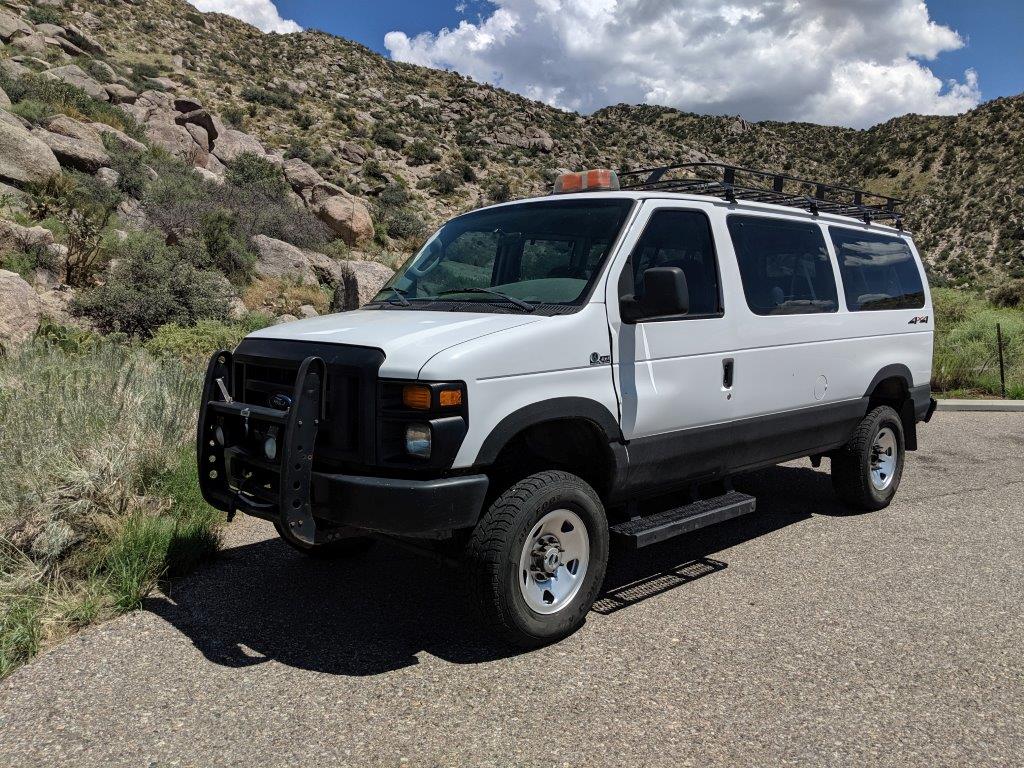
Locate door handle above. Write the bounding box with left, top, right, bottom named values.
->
left=722, top=358, right=735, bottom=389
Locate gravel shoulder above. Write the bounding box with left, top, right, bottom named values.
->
left=1, top=412, right=1022, bottom=767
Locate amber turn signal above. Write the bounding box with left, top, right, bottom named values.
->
left=402, top=384, right=432, bottom=410
left=439, top=388, right=463, bottom=407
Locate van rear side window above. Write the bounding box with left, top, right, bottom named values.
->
left=829, top=228, right=925, bottom=311
left=727, top=215, right=838, bottom=315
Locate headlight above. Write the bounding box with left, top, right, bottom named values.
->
left=405, top=424, right=432, bottom=458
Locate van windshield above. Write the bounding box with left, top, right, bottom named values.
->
left=371, top=199, right=634, bottom=312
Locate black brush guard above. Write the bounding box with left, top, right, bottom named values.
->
left=198, top=349, right=328, bottom=545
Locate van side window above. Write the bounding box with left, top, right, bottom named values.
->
left=727, top=215, right=838, bottom=315
left=829, top=227, right=925, bottom=311
left=629, top=210, right=722, bottom=316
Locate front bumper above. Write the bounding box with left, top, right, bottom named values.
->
left=198, top=350, right=488, bottom=543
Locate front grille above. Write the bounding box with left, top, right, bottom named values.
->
left=230, top=338, right=386, bottom=466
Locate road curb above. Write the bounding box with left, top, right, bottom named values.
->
left=936, top=399, right=1024, bottom=412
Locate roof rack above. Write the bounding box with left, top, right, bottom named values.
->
left=618, top=162, right=905, bottom=228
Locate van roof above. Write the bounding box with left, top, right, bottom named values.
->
left=484, top=161, right=910, bottom=237
left=486, top=190, right=912, bottom=237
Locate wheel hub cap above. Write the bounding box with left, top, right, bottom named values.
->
left=870, top=426, right=897, bottom=491
left=518, top=509, right=590, bottom=615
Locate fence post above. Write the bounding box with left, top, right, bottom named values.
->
left=996, top=323, right=1006, bottom=399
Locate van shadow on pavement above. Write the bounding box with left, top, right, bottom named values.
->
left=148, top=464, right=846, bottom=677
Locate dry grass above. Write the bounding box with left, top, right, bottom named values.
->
left=242, top=277, right=331, bottom=316
left=0, top=341, right=220, bottom=677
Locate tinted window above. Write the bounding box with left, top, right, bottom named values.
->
left=829, top=228, right=925, bottom=311
left=727, top=216, right=838, bottom=315
left=628, top=210, right=721, bottom=316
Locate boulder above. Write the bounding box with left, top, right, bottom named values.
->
left=251, top=234, right=318, bottom=283
left=36, top=115, right=110, bottom=172
left=104, top=83, right=137, bottom=104
left=86, top=59, right=117, bottom=84
left=0, top=117, right=61, bottom=184
left=331, top=260, right=394, bottom=311
left=95, top=167, right=120, bottom=187
left=0, top=218, right=55, bottom=251
left=144, top=118, right=194, bottom=160
left=10, top=34, right=51, bottom=56
left=0, top=109, right=28, bottom=130
left=54, top=37, right=88, bottom=57
left=0, top=8, right=31, bottom=42
left=283, top=157, right=324, bottom=191
left=275, top=314, right=299, bottom=325
left=312, top=187, right=374, bottom=246
left=146, top=77, right=178, bottom=92
left=0, top=270, right=41, bottom=348
left=173, top=97, right=204, bottom=114
left=89, top=122, right=146, bottom=154
left=184, top=122, right=209, bottom=151
left=298, top=304, right=318, bottom=319
left=63, top=24, right=106, bottom=57
left=0, top=86, right=9, bottom=110
left=338, top=141, right=368, bottom=165
left=194, top=166, right=223, bottom=185
left=175, top=108, right=218, bottom=142
left=34, top=24, right=67, bottom=38
left=211, top=128, right=265, bottom=163
left=45, top=65, right=109, bottom=102
left=0, top=59, right=29, bottom=80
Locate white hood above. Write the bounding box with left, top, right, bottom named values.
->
left=247, top=308, right=542, bottom=378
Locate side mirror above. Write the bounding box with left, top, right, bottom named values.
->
left=620, top=267, right=689, bottom=322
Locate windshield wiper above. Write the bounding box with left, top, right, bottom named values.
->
left=437, top=288, right=535, bottom=312
left=383, top=286, right=410, bottom=306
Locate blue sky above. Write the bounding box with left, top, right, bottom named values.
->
left=204, top=1, right=1024, bottom=126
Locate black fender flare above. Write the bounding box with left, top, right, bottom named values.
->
left=862, top=364, right=914, bottom=398
left=474, top=397, right=623, bottom=465
left=862, top=363, right=919, bottom=450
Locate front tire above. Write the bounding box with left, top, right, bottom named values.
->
left=466, top=471, right=609, bottom=648
left=831, top=405, right=906, bottom=511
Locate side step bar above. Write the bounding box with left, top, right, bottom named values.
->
left=610, top=491, right=756, bottom=549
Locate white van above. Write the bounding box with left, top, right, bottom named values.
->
left=198, top=163, right=936, bottom=646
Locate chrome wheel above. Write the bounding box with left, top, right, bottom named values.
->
left=870, top=426, right=898, bottom=491
left=517, top=509, right=590, bottom=615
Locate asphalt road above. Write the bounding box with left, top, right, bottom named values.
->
left=1, top=412, right=1021, bottom=767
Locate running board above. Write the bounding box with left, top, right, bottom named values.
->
left=610, top=491, right=756, bottom=549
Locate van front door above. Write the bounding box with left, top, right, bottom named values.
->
left=605, top=201, right=741, bottom=491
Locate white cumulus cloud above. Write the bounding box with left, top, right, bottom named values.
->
left=188, top=0, right=301, bottom=34
left=385, top=0, right=981, bottom=127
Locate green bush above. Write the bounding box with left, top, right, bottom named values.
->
left=73, top=233, right=230, bottom=337
left=26, top=6, right=62, bottom=25
left=430, top=170, right=461, bottom=195
left=406, top=140, right=441, bottom=166
left=241, top=85, right=296, bottom=110
left=9, top=99, right=53, bottom=125
left=372, top=125, right=405, bottom=151
left=145, top=315, right=273, bottom=362
left=224, top=151, right=288, bottom=198
left=383, top=208, right=426, bottom=240
left=988, top=279, right=1024, bottom=308
left=485, top=178, right=511, bottom=203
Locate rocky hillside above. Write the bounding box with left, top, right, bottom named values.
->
left=0, top=0, right=1021, bottom=349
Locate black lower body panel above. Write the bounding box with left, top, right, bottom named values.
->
left=617, top=398, right=869, bottom=499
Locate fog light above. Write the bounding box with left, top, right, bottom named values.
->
left=214, top=425, right=225, bottom=446
left=264, top=435, right=277, bottom=461
left=405, top=424, right=431, bottom=459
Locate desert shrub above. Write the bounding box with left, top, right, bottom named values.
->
left=284, top=138, right=311, bottom=161
left=430, top=170, right=461, bottom=195
left=26, top=6, right=62, bottom=25
left=293, top=110, right=315, bottom=130
left=221, top=103, right=247, bottom=128
left=73, top=233, right=230, bottom=337
left=9, top=99, right=53, bottom=124
left=240, top=85, right=295, bottom=110
left=372, top=125, right=404, bottom=151
left=103, top=138, right=149, bottom=198
left=242, top=277, right=330, bottom=316
left=988, top=279, right=1024, bottom=308
left=406, top=140, right=440, bottom=166
left=178, top=209, right=255, bottom=284
left=26, top=173, right=119, bottom=286
left=0, top=341, right=221, bottom=677
left=145, top=315, right=273, bottom=362
left=383, top=208, right=426, bottom=240
left=485, top=178, right=511, bottom=203
left=130, top=62, right=162, bottom=81
left=224, top=151, right=288, bottom=198
left=378, top=183, right=410, bottom=208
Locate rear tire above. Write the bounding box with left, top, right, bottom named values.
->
left=831, top=405, right=905, bottom=511
left=274, top=522, right=376, bottom=559
left=466, top=470, right=609, bottom=648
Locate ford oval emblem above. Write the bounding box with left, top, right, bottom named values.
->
left=270, top=393, right=293, bottom=410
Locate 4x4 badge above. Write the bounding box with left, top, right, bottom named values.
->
left=589, top=352, right=611, bottom=365
left=908, top=316, right=930, bottom=325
